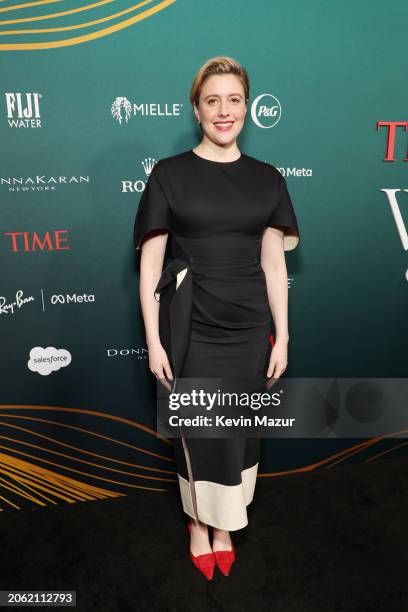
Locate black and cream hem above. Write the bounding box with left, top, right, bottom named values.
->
left=177, top=462, right=258, bottom=531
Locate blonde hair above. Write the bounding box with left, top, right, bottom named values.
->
left=189, top=56, right=249, bottom=109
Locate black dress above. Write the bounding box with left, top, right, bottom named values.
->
left=133, top=149, right=300, bottom=531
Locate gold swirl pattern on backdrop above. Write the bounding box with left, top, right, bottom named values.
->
left=0, top=405, right=406, bottom=511
left=0, top=0, right=176, bottom=50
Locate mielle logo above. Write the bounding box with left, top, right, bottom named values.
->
left=5, top=93, right=42, bottom=128
left=4, top=230, right=70, bottom=252
left=111, top=97, right=182, bottom=125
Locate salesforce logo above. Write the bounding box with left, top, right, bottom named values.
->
left=250, top=93, right=281, bottom=128
left=28, top=346, right=72, bottom=376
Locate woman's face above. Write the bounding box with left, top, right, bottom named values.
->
left=194, top=74, right=247, bottom=146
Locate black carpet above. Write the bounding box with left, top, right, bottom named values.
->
left=1, top=455, right=407, bottom=611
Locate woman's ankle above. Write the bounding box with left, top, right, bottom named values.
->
left=213, top=527, right=230, bottom=535
left=190, top=519, right=208, bottom=531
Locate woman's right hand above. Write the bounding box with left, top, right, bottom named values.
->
left=147, top=340, right=174, bottom=387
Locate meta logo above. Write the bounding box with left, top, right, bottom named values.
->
left=5, top=93, right=42, bottom=128
left=250, top=93, right=281, bottom=129
left=4, top=230, right=70, bottom=252
left=50, top=293, right=95, bottom=305
left=376, top=121, right=408, bottom=161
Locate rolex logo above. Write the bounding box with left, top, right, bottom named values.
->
left=120, top=157, right=159, bottom=193
left=142, top=157, right=157, bottom=177
left=111, top=97, right=132, bottom=124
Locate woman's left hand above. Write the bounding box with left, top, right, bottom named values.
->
left=266, top=339, right=288, bottom=379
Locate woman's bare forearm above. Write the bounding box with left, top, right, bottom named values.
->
left=139, top=248, right=165, bottom=347
left=263, top=260, right=289, bottom=343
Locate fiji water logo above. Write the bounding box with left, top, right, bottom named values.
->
left=5, top=93, right=42, bottom=128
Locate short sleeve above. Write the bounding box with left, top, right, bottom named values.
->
left=267, top=175, right=300, bottom=251
left=133, top=163, right=171, bottom=251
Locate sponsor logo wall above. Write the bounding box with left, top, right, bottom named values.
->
left=1, top=1, right=406, bottom=510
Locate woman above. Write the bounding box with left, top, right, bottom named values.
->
left=133, top=56, right=300, bottom=580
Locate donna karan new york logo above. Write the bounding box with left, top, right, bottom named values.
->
left=0, top=174, right=90, bottom=192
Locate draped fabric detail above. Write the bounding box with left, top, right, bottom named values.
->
left=153, top=256, right=193, bottom=379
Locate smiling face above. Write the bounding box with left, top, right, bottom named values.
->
left=193, top=74, right=247, bottom=146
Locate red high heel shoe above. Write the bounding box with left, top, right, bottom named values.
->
left=212, top=542, right=235, bottom=576
left=187, top=521, right=215, bottom=581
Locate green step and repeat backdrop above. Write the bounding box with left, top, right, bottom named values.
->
left=1, top=0, right=407, bottom=510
